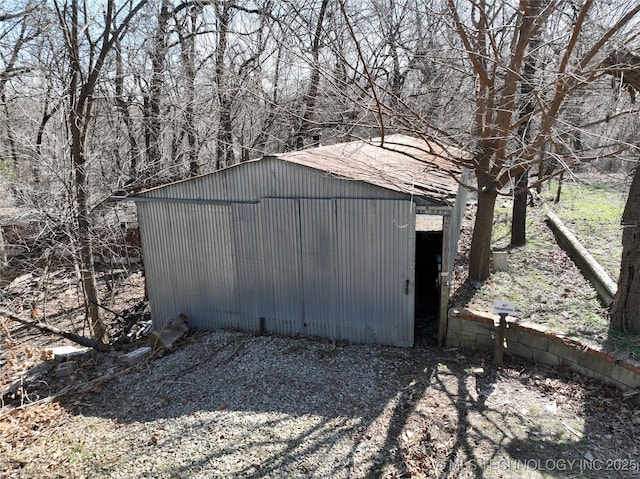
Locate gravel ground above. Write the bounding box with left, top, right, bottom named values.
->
left=3, top=329, right=639, bottom=479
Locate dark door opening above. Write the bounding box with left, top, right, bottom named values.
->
left=415, top=229, right=443, bottom=342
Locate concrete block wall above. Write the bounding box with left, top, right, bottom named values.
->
left=447, top=308, right=640, bottom=393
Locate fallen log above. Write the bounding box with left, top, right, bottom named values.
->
left=0, top=308, right=110, bottom=352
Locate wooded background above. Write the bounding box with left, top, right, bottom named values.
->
left=1, top=0, right=640, bottom=340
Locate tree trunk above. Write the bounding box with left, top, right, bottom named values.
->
left=146, top=0, right=171, bottom=177
left=214, top=2, right=234, bottom=169
left=2, top=91, right=19, bottom=173
left=115, top=37, right=140, bottom=182
left=554, top=170, right=564, bottom=203
left=510, top=27, right=538, bottom=247
left=610, top=163, right=640, bottom=332
left=65, top=0, right=108, bottom=345
left=177, top=6, right=200, bottom=176
left=70, top=81, right=108, bottom=344
left=510, top=170, right=528, bottom=246
left=295, top=0, right=329, bottom=150
left=469, top=186, right=498, bottom=281
left=34, top=97, right=61, bottom=184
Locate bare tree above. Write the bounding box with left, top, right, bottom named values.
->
left=294, top=0, right=329, bottom=149
left=53, top=0, right=147, bottom=343
left=175, top=4, right=201, bottom=175
left=509, top=26, right=540, bottom=247
left=0, top=1, right=42, bottom=177
left=603, top=50, right=640, bottom=333
left=447, top=0, right=640, bottom=280
left=144, top=0, right=171, bottom=178
left=114, top=34, right=141, bottom=183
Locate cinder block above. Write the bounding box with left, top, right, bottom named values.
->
left=548, top=339, right=583, bottom=363
left=616, top=358, right=640, bottom=375
left=587, top=346, right=615, bottom=362
left=517, top=322, right=549, bottom=335
left=446, top=330, right=477, bottom=349
left=474, top=333, right=495, bottom=351
left=563, top=360, right=590, bottom=379
left=505, top=340, right=533, bottom=360
left=518, top=330, right=550, bottom=352
left=461, top=318, right=495, bottom=335
left=472, top=313, right=497, bottom=326
left=504, top=326, right=519, bottom=342
left=447, top=315, right=463, bottom=333
left=531, top=348, right=561, bottom=367
left=578, top=351, right=613, bottom=378
left=611, top=363, right=640, bottom=389
left=457, top=309, right=495, bottom=324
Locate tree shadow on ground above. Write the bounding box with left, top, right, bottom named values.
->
left=33, top=329, right=636, bottom=479
left=449, top=276, right=483, bottom=309
left=361, top=340, right=638, bottom=478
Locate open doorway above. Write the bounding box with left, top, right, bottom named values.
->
left=414, top=215, right=444, bottom=342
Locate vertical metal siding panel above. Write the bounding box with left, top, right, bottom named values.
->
left=233, top=203, right=260, bottom=329
left=163, top=203, right=198, bottom=327
left=387, top=200, right=415, bottom=347
left=161, top=203, right=191, bottom=325
left=333, top=199, right=346, bottom=341
left=138, top=203, right=165, bottom=330
left=158, top=203, right=182, bottom=325
left=253, top=202, right=274, bottom=323
left=299, top=199, right=337, bottom=340
left=372, top=200, right=385, bottom=343
left=194, top=203, right=238, bottom=329
left=330, top=199, right=414, bottom=346
left=140, top=202, right=186, bottom=329
left=334, top=199, right=366, bottom=344
left=177, top=203, right=200, bottom=320
left=362, top=200, right=376, bottom=342
left=140, top=201, right=241, bottom=331
left=406, top=204, right=417, bottom=346
left=259, top=199, right=303, bottom=335
left=365, top=200, right=384, bottom=344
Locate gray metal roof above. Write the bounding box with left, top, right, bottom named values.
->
left=136, top=134, right=463, bottom=205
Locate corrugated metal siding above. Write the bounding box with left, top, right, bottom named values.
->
left=258, top=199, right=305, bottom=335
left=332, top=199, right=415, bottom=346
left=138, top=191, right=416, bottom=346
left=138, top=201, right=241, bottom=331
left=299, top=199, right=337, bottom=340
left=142, top=158, right=412, bottom=203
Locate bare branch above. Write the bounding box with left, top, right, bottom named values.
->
left=0, top=308, right=110, bottom=352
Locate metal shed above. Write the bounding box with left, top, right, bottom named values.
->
left=130, top=135, right=468, bottom=347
